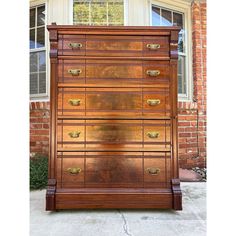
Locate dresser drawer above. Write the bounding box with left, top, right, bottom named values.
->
left=58, top=35, right=86, bottom=56
left=57, top=120, right=171, bottom=149
left=58, top=59, right=170, bottom=85
left=58, top=87, right=170, bottom=118
left=57, top=152, right=171, bottom=188
left=144, top=155, right=171, bottom=186
left=56, top=156, right=84, bottom=188
left=58, top=35, right=169, bottom=57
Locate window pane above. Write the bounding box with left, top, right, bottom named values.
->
left=36, top=27, right=45, bottom=48
left=37, top=6, right=45, bottom=26
left=30, top=73, right=38, bottom=94
left=152, top=7, right=160, bottom=25
left=39, top=72, right=46, bottom=93
left=161, top=9, right=172, bottom=26
left=108, top=1, right=124, bottom=25
left=30, top=52, right=37, bottom=73
left=30, top=29, right=35, bottom=49
left=173, top=12, right=184, bottom=53
left=178, top=56, right=186, bottom=94
left=178, top=30, right=184, bottom=53
left=73, top=0, right=124, bottom=26
left=152, top=5, right=187, bottom=96
left=173, top=12, right=183, bottom=28
left=30, top=8, right=35, bottom=28
left=38, top=51, right=46, bottom=71
left=91, top=2, right=107, bottom=25
left=73, top=2, right=90, bottom=25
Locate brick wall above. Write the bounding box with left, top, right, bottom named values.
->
left=29, top=1, right=207, bottom=169
left=30, top=102, right=50, bottom=156
left=178, top=0, right=207, bottom=168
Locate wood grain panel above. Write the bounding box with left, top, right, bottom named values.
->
left=86, top=35, right=143, bottom=56
left=85, top=157, right=143, bottom=185
left=86, top=60, right=143, bottom=79
left=56, top=190, right=173, bottom=209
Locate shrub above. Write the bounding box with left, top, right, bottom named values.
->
left=30, top=154, right=48, bottom=190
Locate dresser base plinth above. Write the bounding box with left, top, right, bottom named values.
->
left=51, top=187, right=181, bottom=210
left=46, top=179, right=56, bottom=211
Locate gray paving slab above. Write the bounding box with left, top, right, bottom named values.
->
left=30, top=182, right=206, bottom=236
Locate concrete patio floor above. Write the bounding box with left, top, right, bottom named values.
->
left=30, top=182, right=206, bottom=236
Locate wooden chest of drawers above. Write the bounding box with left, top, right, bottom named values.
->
left=46, top=25, right=182, bottom=210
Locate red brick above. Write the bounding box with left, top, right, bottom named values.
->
left=30, top=135, right=49, bottom=141
left=179, top=133, right=191, bottom=138
left=30, top=130, right=49, bottom=135
left=43, top=124, right=50, bottom=129
left=30, top=118, right=50, bottom=123
left=30, top=123, right=42, bottom=129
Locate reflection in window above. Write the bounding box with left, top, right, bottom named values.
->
left=73, top=0, right=124, bottom=26
left=29, top=5, right=46, bottom=96
left=152, top=5, right=186, bottom=95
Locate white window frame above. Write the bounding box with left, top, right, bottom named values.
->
left=150, top=0, right=193, bottom=101
left=69, top=0, right=128, bottom=26
left=30, top=0, right=49, bottom=101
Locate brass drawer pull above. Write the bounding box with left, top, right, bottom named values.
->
left=69, top=43, right=83, bottom=49
left=146, top=70, right=160, bottom=77
left=147, top=132, right=160, bottom=139
left=68, top=131, right=81, bottom=138
left=146, top=44, right=161, bottom=50
left=147, top=99, right=161, bottom=106
left=68, top=69, right=82, bottom=76
left=67, top=167, right=81, bottom=175
left=68, top=99, right=81, bottom=106
left=146, top=167, right=160, bottom=175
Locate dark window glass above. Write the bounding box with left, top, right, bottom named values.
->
left=37, top=6, right=45, bottom=26
left=30, top=8, right=35, bottom=28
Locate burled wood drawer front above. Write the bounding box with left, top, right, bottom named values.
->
left=58, top=60, right=170, bottom=85
left=58, top=87, right=170, bottom=118
left=56, top=152, right=171, bottom=188
left=58, top=35, right=169, bottom=57
left=57, top=120, right=171, bottom=149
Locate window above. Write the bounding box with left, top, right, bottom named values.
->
left=152, top=3, right=190, bottom=98
left=73, top=0, right=124, bottom=26
left=30, top=4, right=46, bottom=97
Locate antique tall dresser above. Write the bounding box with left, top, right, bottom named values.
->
left=46, top=24, right=182, bottom=210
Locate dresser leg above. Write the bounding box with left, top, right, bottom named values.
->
left=171, top=179, right=182, bottom=210
left=46, top=179, right=56, bottom=211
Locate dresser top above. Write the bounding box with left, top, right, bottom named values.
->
left=47, top=25, right=180, bottom=35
